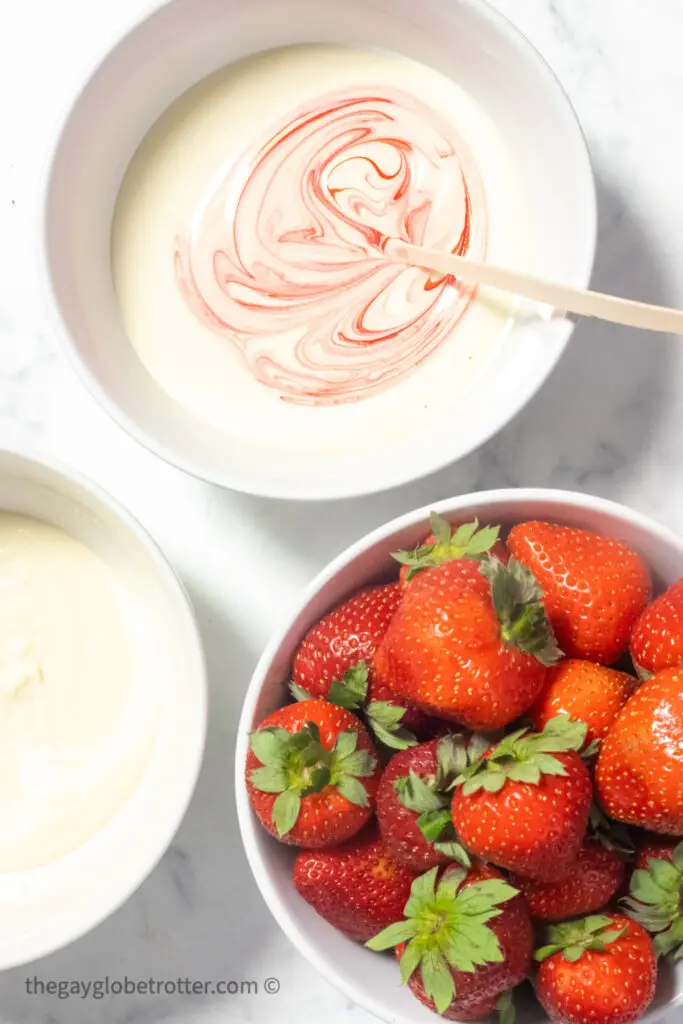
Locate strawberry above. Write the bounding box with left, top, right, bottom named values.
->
left=634, top=833, right=678, bottom=871
left=245, top=699, right=380, bottom=846
left=630, top=576, right=683, bottom=678
left=367, top=862, right=532, bottom=1020
left=528, top=659, right=637, bottom=751
left=376, top=734, right=487, bottom=872
left=595, top=667, right=683, bottom=834
left=534, top=914, right=656, bottom=1024
left=451, top=716, right=592, bottom=881
left=507, top=522, right=652, bottom=665
left=373, top=556, right=561, bottom=731
left=511, top=841, right=625, bottom=922
left=393, top=512, right=505, bottom=585
left=292, top=827, right=418, bottom=942
left=624, top=836, right=683, bottom=957
left=291, top=584, right=426, bottom=746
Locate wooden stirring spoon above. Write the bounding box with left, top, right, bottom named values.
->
left=392, top=242, right=683, bottom=334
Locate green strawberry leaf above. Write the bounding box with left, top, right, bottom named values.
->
left=365, top=919, right=417, bottom=951
left=497, top=991, right=515, bottom=1024
left=417, top=808, right=453, bottom=842
left=404, top=867, right=440, bottom=917
left=289, top=681, right=313, bottom=702
left=535, top=915, right=625, bottom=963
left=421, top=949, right=455, bottom=1014
left=398, top=938, right=423, bottom=983
left=582, top=738, right=601, bottom=759
left=481, top=556, right=563, bottom=666
left=673, top=842, right=683, bottom=873
left=588, top=801, right=634, bottom=856
left=366, top=701, right=417, bottom=750
left=534, top=944, right=563, bottom=963
left=433, top=840, right=471, bottom=867
left=624, top=846, right=683, bottom=955
left=430, top=511, right=453, bottom=545
left=333, top=730, right=358, bottom=761
left=249, top=727, right=292, bottom=766
left=435, top=734, right=471, bottom=788
left=395, top=771, right=447, bottom=814
left=249, top=765, right=288, bottom=793
left=391, top=514, right=502, bottom=581
left=506, top=762, right=542, bottom=785
left=271, top=790, right=301, bottom=835
left=635, top=662, right=654, bottom=682
left=336, top=774, right=370, bottom=806
left=327, top=662, right=369, bottom=709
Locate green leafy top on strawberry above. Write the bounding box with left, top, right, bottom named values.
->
left=481, top=557, right=563, bottom=667
left=394, top=734, right=491, bottom=866
left=454, top=715, right=587, bottom=796
left=392, top=513, right=502, bottom=581
left=535, top=915, right=628, bottom=963
left=624, top=841, right=683, bottom=957
left=290, top=661, right=417, bottom=751
left=496, top=991, right=515, bottom=1024
left=248, top=721, right=377, bottom=835
left=588, top=801, right=634, bottom=857
left=367, top=865, right=519, bottom=1014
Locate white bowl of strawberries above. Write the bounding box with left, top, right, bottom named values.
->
left=235, top=489, right=683, bottom=1024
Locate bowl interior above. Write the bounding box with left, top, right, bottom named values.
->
left=44, top=0, right=595, bottom=498
left=236, top=491, right=683, bottom=1024
left=0, top=451, right=206, bottom=968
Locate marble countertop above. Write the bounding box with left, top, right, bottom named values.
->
left=1, top=0, right=681, bottom=1021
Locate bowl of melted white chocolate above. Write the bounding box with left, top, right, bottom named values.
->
left=43, top=0, right=596, bottom=498
left=0, top=449, right=205, bottom=966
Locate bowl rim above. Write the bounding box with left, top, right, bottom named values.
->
left=38, top=0, right=597, bottom=501
left=235, top=487, right=683, bottom=1023
left=0, top=445, right=208, bottom=967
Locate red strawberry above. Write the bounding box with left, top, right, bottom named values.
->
left=595, top=667, right=683, bottom=834
left=376, top=734, right=484, bottom=872
left=245, top=699, right=380, bottom=847
left=292, top=827, right=417, bottom=942
left=507, top=522, right=652, bottom=665
left=374, top=556, right=561, bottom=731
left=528, top=659, right=637, bottom=750
left=393, top=512, right=506, bottom=586
left=631, top=576, right=683, bottom=677
left=634, top=833, right=678, bottom=871
left=534, top=914, right=656, bottom=1024
left=291, top=584, right=426, bottom=745
left=624, top=836, right=683, bottom=957
left=451, top=716, right=592, bottom=881
left=511, top=841, right=625, bottom=921
left=367, top=862, right=532, bottom=1020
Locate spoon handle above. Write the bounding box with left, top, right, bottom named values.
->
left=397, top=243, right=683, bottom=334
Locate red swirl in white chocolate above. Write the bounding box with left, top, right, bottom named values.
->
left=175, top=88, right=486, bottom=405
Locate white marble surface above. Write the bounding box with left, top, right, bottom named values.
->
left=0, top=0, right=681, bottom=1021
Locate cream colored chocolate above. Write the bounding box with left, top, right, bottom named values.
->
left=0, top=514, right=158, bottom=870
left=113, top=44, right=526, bottom=453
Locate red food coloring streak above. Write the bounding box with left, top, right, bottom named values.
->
left=175, top=89, right=487, bottom=405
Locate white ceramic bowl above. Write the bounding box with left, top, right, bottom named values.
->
left=235, top=489, right=681, bottom=1024
left=41, top=0, right=596, bottom=500
left=0, top=449, right=206, bottom=968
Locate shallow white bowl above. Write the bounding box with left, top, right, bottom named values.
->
left=42, top=0, right=596, bottom=500
left=235, top=489, right=681, bottom=1024
left=0, top=449, right=206, bottom=968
